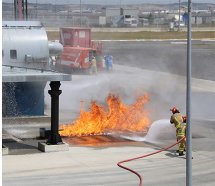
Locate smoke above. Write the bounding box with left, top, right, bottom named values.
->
left=104, top=41, right=187, bottom=115
left=103, top=40, right=215, bottom=121
left=44, top=65, right=187, bottom=124
left=44, top=40, right=214, bottom=123
left=44, top=69, right=153, bottom=123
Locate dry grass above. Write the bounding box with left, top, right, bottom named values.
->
left=47, top=31, right=215, bottom=41
left=47, top=31, right=60, bottom=41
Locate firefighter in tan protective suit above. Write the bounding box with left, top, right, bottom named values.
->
left=91, top=56, right=97, bottom=74
left=177, top=116, right=186, bottom=156
left=170, top=107, right=185, bottom=156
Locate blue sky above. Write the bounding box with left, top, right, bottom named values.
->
left=2, top=0, right=215, bottom=4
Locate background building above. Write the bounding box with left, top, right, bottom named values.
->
left=2, top=2, right=215, bottom=28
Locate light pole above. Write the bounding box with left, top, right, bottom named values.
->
left=35, top=0, right=37, bottom=19
left=80, top=0, right=82, bottom=27
left=178, top=0, right=181, bottom=31
left=186, top=0, right=192, bottom=186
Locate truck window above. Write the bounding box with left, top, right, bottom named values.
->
left=79, top=31, right=86, bottom=38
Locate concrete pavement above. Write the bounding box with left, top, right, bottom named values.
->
left=3, top=145, right=215, bottom=186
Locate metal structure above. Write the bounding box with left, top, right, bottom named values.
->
left=47, top=81, right=63, bottom=145
left=2, top=21, right=72, bottom=146
left=2, top=21, right=63, bottom=71
left=14, top=0, right=28, bottom=20
left=186, top=0, right=192, bottom=185
left=2, top=67, right=71, bottom=145
left=2, top=21, right=49, bottom=70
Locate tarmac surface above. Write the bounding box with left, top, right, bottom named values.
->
left=104, top=40, right=215, bottom=81
left=2, top=40, right=215, bottom=186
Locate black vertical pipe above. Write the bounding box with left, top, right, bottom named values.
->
left=14, top=0, right=17, bottom=20
left=22, top=0, right=24, bottom=20
left=47, top=81, right=63, bottom=145
left=25, top=0, right=28, bottom=20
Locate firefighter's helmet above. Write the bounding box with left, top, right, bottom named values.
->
left=182, top=116, right=187, bottom=123
left=170, top=106, right=179, bottom=114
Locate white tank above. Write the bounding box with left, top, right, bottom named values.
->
left=2, top=21, right=62, bottom=70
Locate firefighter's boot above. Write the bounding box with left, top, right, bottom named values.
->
left=179, top=151, right=184, bottom=156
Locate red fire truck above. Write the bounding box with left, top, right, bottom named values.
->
left=55, top=27, right=104, bottom=74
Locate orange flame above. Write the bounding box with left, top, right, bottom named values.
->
left=60, top=93, right=150, bottom=137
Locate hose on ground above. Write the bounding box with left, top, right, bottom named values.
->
left=117, top=137, right=185, bottom=186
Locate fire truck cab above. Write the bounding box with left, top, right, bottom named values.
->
left=55, top=27, right=104, bottom=74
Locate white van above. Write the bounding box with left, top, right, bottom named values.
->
left=124, top=18, right=138, bottom=27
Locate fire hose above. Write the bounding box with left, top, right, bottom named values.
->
left=117, top=137, right=185, bottom=186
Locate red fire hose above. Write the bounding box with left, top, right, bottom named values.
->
left=117, top=137, right=185, bottom=186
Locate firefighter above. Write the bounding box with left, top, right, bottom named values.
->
left=182, top=115, right=187, bottom=152
left=177, top=116, right=186, bottom=156
left=91, top=56, right=97, bottom=74
left=170, top=106, right=183, bottom=131
left=104, top=54, right=113, bottom=71
left=170, top=107, right=183, bottom=155
left=108, top=55, right=113, bottom=71
left=104, top=54, right=109, bottom=71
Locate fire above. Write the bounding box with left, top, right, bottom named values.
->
left=59, top=93, right=150, bottom=137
